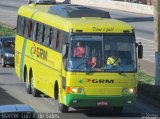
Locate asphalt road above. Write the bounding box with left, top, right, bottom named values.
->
left=0, top=0, right=159, bottom=118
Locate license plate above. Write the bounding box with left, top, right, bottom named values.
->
left=97, top=101, right=108, bottom=106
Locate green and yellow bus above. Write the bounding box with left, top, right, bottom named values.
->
left=15, top=3, right=143, bottom=113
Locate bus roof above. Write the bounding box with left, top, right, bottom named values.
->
left=18, top=4, right=133, bottom=33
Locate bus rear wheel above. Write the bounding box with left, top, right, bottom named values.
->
left=30, top=72, right=41, bottom=97
left=25, top=69, right=31, bottom=94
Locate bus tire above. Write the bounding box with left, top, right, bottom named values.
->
left=58, top=103, right=69, bottom=113
left=25, top=69, right=31, bottom=94
left=1, top=56, right=6, bottom=67
left=113, top=107, right=123, bottom=113
left=30, top=72, right=40, bottom=97
left=57, top=85, right=69, bottom=113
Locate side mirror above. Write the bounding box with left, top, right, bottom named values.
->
left=62, top=43, right=68, bottom=58
left=137, top=42, right=143, bottom=59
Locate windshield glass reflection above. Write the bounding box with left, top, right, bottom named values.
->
left=67, top=34, right=136, bottom=72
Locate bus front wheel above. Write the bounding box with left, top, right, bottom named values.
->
left=58, top=90, right=69, bottom=113
left=30, top=72, right=41, bottom=97
left=58, top=103, right=69, bottom=113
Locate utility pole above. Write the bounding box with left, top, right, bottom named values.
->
left=155, top=0, right=160, bottom=86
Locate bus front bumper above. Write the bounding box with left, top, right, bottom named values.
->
left=65, top=94, right=136, bottom=108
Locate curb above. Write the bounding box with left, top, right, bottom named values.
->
left=70, top=0, right=154, bottom=15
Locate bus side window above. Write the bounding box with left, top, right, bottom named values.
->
left=61, top=31, right=69, bottom=53
left=55, top=30, right=60, bottom=51
left=17, top=16, right=21, bottom=35
left=30, top=21, right=34, bottom=40
left=28, top=20, right=32, bottom=39
left=20, top=17, right=25, bottom=36
left=24, top=19, right=31, bottom=38
left=50, top=28, right=55, bottom=49
left=33, top=22, right=38, bottom=41
left=37, top=23, right=45, bottom=43
left=41, top=25, right=45, bottom=44
left=43, top=25, right=50, bottom=47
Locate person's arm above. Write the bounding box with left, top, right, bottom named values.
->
left=92, top=62, right=96, bottom=68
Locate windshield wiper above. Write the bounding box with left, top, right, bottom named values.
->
left=76, top=62, right=87, bottom=69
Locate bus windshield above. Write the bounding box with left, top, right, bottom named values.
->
left=67, top=34, right=136, bottom=72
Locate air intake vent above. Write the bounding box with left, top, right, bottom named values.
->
left=48, top=4, right=111, bottom=18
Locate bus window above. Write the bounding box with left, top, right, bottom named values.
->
left=17, top=16, right=21, bottom=34
left=50, top=28, right=55, bottom=48
left=55, top=30, right=60, bottom=50
left=37, top=23, right=45, bottom=43
left=49, top=28, right=52, bottom=47
left=43, top=25, right=50, bottom=47
left=19, top=17, right=25, bottom=36
left=61, top=31, right=69, bottom=49
left=104, top=35, right=136, bottom=72
left=50, top=28, right=57, bottom=49
left=68, top=35, right=103, bottom=71
left=24, top=19, right=31, bottom=38
left=33, top=22, right=38, bottom=41
left=41, top=25, right=45, bottom=44
left=28, top=20, right=32, bottom=39
left=30, top=21, right=35, bottom=40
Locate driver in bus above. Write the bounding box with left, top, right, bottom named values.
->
left=106, top=51, right=121, bottom=66
left=73, top=41, right=86, bottom=58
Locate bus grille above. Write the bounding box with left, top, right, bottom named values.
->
left=84, top=87, right=122, bottom=96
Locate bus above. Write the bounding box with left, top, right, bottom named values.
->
left=15, top=2, right=143, bottom=113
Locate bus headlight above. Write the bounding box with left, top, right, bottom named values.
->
left=66, top=87, right=83, bottom=94
left=128, top=88, right=134, bottom=94
left=71, top=88, right=77, bottom=93
left=78, top=88, right=83, bottom=93
left=122, top=88, right=128, bottom=94
left=122, top=88, right=134, bottom=94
